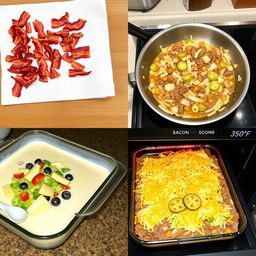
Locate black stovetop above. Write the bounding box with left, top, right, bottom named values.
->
left=131, top=24, right=256, bottom=128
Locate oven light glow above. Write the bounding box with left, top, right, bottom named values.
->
left=235, top=110, right=243, bottom=120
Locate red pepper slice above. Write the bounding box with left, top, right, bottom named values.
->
left=61, top=184, right=70, bottom=190
left=33, top=19, right=47, bottom=39
left=51, top=12, right=69, bottom=29
left=71, top=61, right=85, bottom=71
left=62, top=53, right=73, bottom=63
left=52, top=49, right=62, bottom=69
left=25, top=22, right=32, bottom=33
left=39, top=162, right=45, bottom=168
left=69, top=69, right=91, bottom=77
left=20, top=192, right=30, bottom=201
left=54, top=192, right=59, bottom=197
left=12, top=11, right=31, bottom=27
left=12, top=82, right=22, bottom=97
left=64, top=18, right=86, bottom=31
left=31, top=173, right=45, bottom=185
left=71, top=46, right=90, bottom=59
left=13, top=172, right=24, bottom=179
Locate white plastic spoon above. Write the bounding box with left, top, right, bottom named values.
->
left=0, top=201, right=28, bottom=223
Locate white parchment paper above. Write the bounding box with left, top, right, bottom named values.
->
left=0, top=0, right=115, bottom=105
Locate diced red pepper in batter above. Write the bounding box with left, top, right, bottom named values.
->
left=12, top=82, right=22, bottom=97
left=51, top=12, right=69, bottom=28
left=71, top=61, right=85, bottom=71
left=71, top=46, right=90, bottom=59
left=64, top=19, right=86, bottom=31
left=69, top=69, right=91, bottom=77
left=33, top=20, right=47, bottom=39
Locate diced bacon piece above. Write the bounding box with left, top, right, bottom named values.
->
left=25, top=22, right=32, bottom=33
left=10, top=59, right=32, bottom=69
left=52, top=49, right=62, bottom=69
left=8, top=66, right=37, bottom=75
left=64, top=19, right=86, bottom=31
left=12, top=82, right=22, bottom=97
left=71, top=61, right=85, bottom=71
left=50, top=67, right=61, bottom=79
left=62, top=53, right=73, bottom=63
left=46, top=30, right=59, bottom=44
left=71, top=46, right=90, bottom=59
left=51, top=12, right=69, bottom=28
left=11, top=75, right=29, bottom=88
left=69, top=69, right=91, bottom=77
left=5, top=55, right=20, bottom=62
left=12, top=11, right=31, bottom=27
left=33, top=20, right=47, bottom=39
left=37, top=58, right=50, bottom=82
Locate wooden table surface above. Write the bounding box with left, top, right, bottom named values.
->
left=0, top=0, right=127, bottom=128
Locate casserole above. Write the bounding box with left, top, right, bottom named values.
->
left=129, top=23, right=250, bottom=125
left=0, top=130, right=127, bottom=249
left=130, top=144, right=247, bottom=247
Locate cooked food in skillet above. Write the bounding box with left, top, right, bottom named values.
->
left=134, top=149, right=239, bottom=241
left=148, top=39, right=239, bottom=118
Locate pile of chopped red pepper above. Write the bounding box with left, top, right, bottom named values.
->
left=7, top=11, right=91, bottom=97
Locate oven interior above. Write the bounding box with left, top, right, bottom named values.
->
left=128, top=135, right=256, bottom=255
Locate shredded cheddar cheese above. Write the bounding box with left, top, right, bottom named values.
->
left=135, top=149, right=232, bottom=233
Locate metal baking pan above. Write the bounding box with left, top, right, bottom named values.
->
left=130, top=144, right=247, bottom=247
left=0, top=130, right=127, bottom=249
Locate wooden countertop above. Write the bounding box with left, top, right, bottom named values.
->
left=0, top=0, right=127, bottom=128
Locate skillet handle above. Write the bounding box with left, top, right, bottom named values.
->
left=128, top=22, right=151, bottom=42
